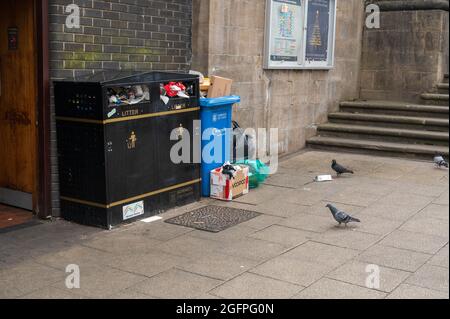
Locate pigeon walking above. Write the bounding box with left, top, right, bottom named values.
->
left=332, top=160, right=354, bottom=177
left=434, top=154, right=449, bottom=169
left=326, top=204, right=361, bottom=227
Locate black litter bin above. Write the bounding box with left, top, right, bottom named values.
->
left=54, top=71, right=201, bottom=229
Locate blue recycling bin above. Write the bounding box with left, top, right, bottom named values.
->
left=200, top=95, right=241, bottom=197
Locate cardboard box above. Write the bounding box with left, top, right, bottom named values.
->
left=207, top=76, right=233, bottom=98
left=200, top=77, right=211, bottom=92
left=210, top=165, right=249, bottom=201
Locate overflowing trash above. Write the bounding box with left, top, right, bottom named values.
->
left=107, top=85, right=150, bottom=106
left=314, top=175, right=333, bottom=182
left=107, top=81, right=195, bottom=107
left=232, top=121, right=257, bottom=162
left=234, top=159, right=269, bottom=189
left=210, top=162, right=250, bottom=201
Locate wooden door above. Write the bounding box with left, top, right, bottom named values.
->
left=0, top=0, right=37, bottom=211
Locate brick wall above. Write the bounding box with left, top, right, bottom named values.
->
left=48, top=0, right=193, bottom=217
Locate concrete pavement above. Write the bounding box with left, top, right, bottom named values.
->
left=0, top=151, right=448, bottom=299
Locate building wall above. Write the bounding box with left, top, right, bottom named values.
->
left=360, top=8, right=449, bottom=102
left=192, top=0, right=365, bottom=156
left=48, top=0, right=193, bottom=216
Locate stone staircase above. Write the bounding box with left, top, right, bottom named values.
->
left=307, top=75, right=449, bottom=160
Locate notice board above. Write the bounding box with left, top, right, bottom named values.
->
left=264, top=0, right=337, bottom=70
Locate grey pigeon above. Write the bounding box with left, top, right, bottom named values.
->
left=434, top=154, right=449, bottom=169
left=326, top=204, right=361, bottom=226
left=332, top=160, right=354, bottom=176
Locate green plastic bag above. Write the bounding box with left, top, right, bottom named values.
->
left=234, top=159, right=270, bottom=189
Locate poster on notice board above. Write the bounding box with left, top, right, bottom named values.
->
left=305, top=0, right=330, bottom=62
left=269, top=0, right=303, bottom=63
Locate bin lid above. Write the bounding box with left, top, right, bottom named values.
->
left=54, top=71, right=199, bottom=85
left=200, top=96, right=241, bottom=108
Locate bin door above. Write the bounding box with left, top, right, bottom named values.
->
left=105, top=119, right=159, bottom=204
left=155, top=111, right=201, bottom=189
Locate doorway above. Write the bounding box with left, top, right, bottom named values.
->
left=0, top=1, right=40, bottom=220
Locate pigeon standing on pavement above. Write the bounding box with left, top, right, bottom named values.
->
left=326, top=204, right=361, bottom=227
left=331, top=160, right=354, bottom=177
left=434, top=154, right=449, bottom=169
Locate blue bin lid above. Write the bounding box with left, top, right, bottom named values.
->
left=199, top=95, right=241, bottom=108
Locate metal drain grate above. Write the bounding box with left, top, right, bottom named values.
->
left=165, top=205, right=261, bottom=233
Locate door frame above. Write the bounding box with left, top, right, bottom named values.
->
left=36, top=0, right=51, bottom=219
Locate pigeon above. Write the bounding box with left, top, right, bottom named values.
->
left=434, top=154, right=449, bottom=169
left=331, top=160, right=354, bottom=176
left=326, top=204, right=361, bottom=227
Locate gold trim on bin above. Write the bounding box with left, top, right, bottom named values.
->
left=56, top=107, right=200, bottom=125
left=60, top=178, right=202, bottom=209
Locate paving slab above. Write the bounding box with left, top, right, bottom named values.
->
left=239, top=214, right=286, bottom=230
left=33, top=244, right=113, bottom=270
left=108, top=289, right=157, bottom=299
left=249, top=225, right=316, bottom=247
left=358, top=245, right=431, bottom=272
left=379, top=230, right=448, bottom=254
left=82, top=232, right=164, bottom=255
left=418, top=204, right=450, bottom=221
left=251, top=199, right=304, bottom=218
left=396, top=169, right=449, bottom=186
left=283, top=189, right=333, bottom=207
left=428, top=245, right=449, bottom=268
left=263, top=173, right=315, bottom=189
left=105, top=250, right=191, bottom=278
left=313, top=229, right=382, bottom=251
left=299, top=201, right=365, bottom=218
left=188, top=225, right=258, bottom=243
left=293, top=278, right=386, bottom=299
left=327, top=260, right=411, bottom=293
left=210, top=272, right=304, bottom=299
left=400, top=215, right=449, bottom=239
left=123, top=220, right=195, bottom=242
left=131, top=269, right=223, bottom=299
left=50, top=264, right=146, bottom=299
left=176, top=252, right=259, bottom=281
left=219, top=237, right=289, bottom=262
left=382, top=191, right=435, bottom=207
left=278, top=213, right=337, bottom=233
left=392, top=182, right=448, bottom=198
left=387, top=283, right=449, bottom=299
left=19, top=286, right=87, bottom=299
left=359, top=201, right=429, bottom=222
left=406, top=264, right=449, bottom=293
left=250, top=257, right=333, bottom=286
left=281, top=241, right=360, bottom=268
left=350, top=214, right=404, bottom=236
left=324, top=189, right=383, bottom=207
left=433, top=190, right=449, bottom=205
left=0, top=261, right=65, bottom=299
left=233, top=185, right=288, bottom=205
left=155, top=235, right=224, bottom=259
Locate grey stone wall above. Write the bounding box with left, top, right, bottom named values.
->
left=360, top=9, right=449, bottom=102
left=48, top=0, right=193, bottom=216
left=192, top=0, right=365, bottom=155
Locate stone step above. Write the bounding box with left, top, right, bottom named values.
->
left=437, top=83, right=449, bottom=90
left=437, top=83, right=449, bottom=94
left=328, top=112, right=449, bottom=132
left=340, top=100, right=449, bottom=118
left=421, top=93, right=449, bottom=106
left=307, top=136, right=449, bottom=160
left=317, top=123, right=449, bottom=146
